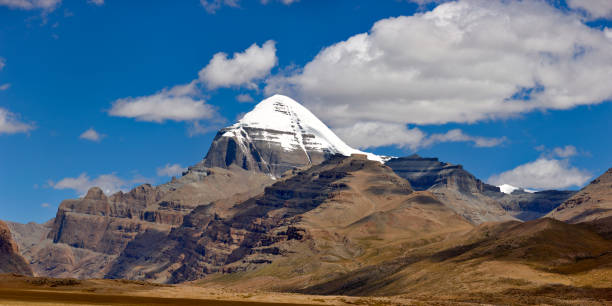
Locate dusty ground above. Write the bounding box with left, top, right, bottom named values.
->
left=2, top=274, right=612, bottom=306
left=0, top=274, right=420, bottom=306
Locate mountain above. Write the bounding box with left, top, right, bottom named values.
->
left=385, top=155, right=574, bottom=222
left=547, top=168, right=612, bottom=237
left=202, top=94, right=383, bottom=178
left=385, top=155, right=514, bottom=224
left=16, top=94, right=382, bottom=280
left=106, top=154, right=473, bottom=283
left=0, top=220, right=33, bottom=276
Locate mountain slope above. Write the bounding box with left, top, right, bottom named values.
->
left=547, top=168, right=612, bottom=237
left=547, top=168, right=612, bottom=223
left=294, top=218, right=612, bottom=298
left=202, top=94, right=382, bottom=178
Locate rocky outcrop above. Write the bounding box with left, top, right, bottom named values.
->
left=0, top=220, right=33, bottom=276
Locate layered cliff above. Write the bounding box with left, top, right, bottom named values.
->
left=107, top=154, right=473, bottom=283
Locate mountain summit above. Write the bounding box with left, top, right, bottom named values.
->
left=202, top=94, right=382, bottom=177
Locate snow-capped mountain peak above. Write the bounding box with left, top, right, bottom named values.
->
left=202, top=94, right=384, bottom=178
left=224, top=94, right=383, bottom=162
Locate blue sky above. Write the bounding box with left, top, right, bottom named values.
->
left=1, top=0, right=611, bottom=223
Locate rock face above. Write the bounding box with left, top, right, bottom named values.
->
left=202, top=94, right=382, bottom=178
left=0, top=220, right=33, bottom=276
left=107, top=154, right=473, bottom=283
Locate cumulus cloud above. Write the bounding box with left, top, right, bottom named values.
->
left=87, top=0, right=103, bottom=5
left=110, top=41, right=274, bottom=129
left=236, top=93, right=255, bottom=103
left=266, top=0, right=612, bottom=129
left=0, top=84, right=10, bottom=91
left=51, top=173, right=127, bottom=196
left=488, top=158, right=591, bottom=190
left=0, top=0, right=61, bottom=10
left=0, top=107, right=35, bottom=135
left=109, top=82, right=216, bottom=123
left=199, top=40, right=277, bottom=90
left=79, top=127, right=104, bottom=142
left=334, top=122, right=503, bottom=150
left=156, top=163, right=187, bottom=177
left=567, top=0, right=612, bottom=20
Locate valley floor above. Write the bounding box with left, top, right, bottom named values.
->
left=0, top=274, right=611, bottom=306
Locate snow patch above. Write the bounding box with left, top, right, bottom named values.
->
left=498, top=184, right=519, bottom=194
left=498, top=184, right=537, bottom=194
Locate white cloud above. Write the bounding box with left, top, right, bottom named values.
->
left=200, top=0, right=239, bottom=13
left=0, top=107, right=35, bottom=135
left=41, top=202, right=50, bottom=208
left=200, top=0, right=297, bottom=13
left=266, top=0, right=612, bottom=129
left=552, top=145, right=578, bottom=158
left=236, top=93, right=255, bottom=103
left=109, top=82, right=216, bottom=123
left=51, top=173, right=127, bottom=196
left=87, top=0, right=103, bottom=5
left=334, top=122, right=503, bottom=150
left=0, top=83, right=10, bottom=91
left=422, top=129, right=505, bottom=148
left=79, top=127, right=104, bottom=142
left=0, top=0, right=61, bottom=10
left=199, top=40, right=277, bottom=90
left=488, top=158, right=591, bottom=190
left=567, top=0, right=612, bottom=20
left=261, top=0, right=298, bottom=4
left=156, top=163, right=187, bottom=177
